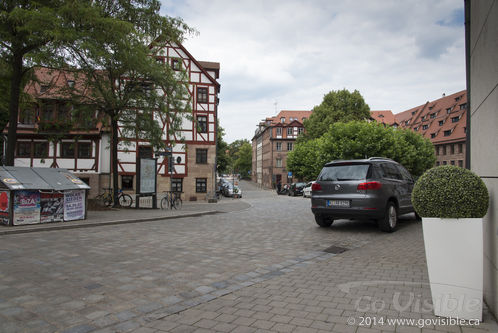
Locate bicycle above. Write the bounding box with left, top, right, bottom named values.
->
left=160, top=191, right=182, bottom=210
left=95, top=188, right=133, bottom=208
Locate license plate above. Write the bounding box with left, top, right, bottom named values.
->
left=326, top=200, right=350, bottom=208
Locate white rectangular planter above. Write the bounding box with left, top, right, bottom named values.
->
left=422, top=217, right=483, bottom=321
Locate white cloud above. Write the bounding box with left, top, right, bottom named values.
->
left=161, top=0, right=465, bottom=143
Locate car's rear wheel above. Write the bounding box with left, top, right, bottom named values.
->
left=315, top=214, right=333, bottom=227
left=378, top=201, right=398, bottom=232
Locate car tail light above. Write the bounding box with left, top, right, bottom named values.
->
left=357, top=181, right=382, bottom=190
left=311, top=183, right=322, bottom=191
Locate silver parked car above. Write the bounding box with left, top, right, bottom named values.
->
left=311, top=157, right=417, bottom=232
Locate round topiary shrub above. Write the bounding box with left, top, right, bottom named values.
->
left=412, top=166, right=489, bottom=218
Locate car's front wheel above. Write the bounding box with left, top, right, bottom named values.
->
left=378, top=201, right=398, bottom=232
left=315, top=214, right=333, bottom=227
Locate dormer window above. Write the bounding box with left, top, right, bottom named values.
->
left=430, top=113, right=436, bottom=119
left=405, top=120, right=410, bottom=125
left=412, top=111, right=417, bottom=115
left=446, top=107, right=452, bottom=113
left=455, top=96, right=461, bottom=102
left=67, top=80, right=75, bottom=88
left=439, top=120, right=444, bottom=126
left=444, top=130, right=452, bottom=136
left=422, top=124, right=428, bottom=130
left=429, top=106, right=434, bottom=110
left=460, top=103, right=467, bottom=110
left=451, top=116, right=459, bottom=123
left=379, top=114, right=384, bottom=118
left=280, top=117, right=285, bottom=123
left=414, top=127, right=419, bottom=131
left=40, top=85, right=49, bottom=94
left=431, top=133, right=436, bottom=139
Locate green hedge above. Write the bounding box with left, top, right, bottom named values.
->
left=412, top=166, right=489, bottom=218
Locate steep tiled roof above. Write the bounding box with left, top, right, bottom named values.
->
left=24, top=67, right=92, bottom=101
left=370, top=110, right=398, bottom=126
left=266, top=110, right=312, bottom=125
left=394, top=90, right=467, bottom=144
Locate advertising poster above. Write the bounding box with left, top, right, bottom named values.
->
left=139, top=158, right=156, bottom=194
left=0, top=191, right=9, bottom=225
left=13, top=190, right=41, bottom=225
left=41, top=192, right=64, bottom=223
left=64, top=190, right=85, bottom=221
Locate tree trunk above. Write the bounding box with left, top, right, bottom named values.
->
left=111, top=116, right=119, bottom=207
left=5, top=54, right=23, bottom=166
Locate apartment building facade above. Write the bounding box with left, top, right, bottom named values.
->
left=395, top=90, right=468, bottom=168
left=251, top=110, right=312, bottom=189
left=3, top=41, right=220, bottom=201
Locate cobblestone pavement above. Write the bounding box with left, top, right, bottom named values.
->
left=0, top=181, right=496, bottom=333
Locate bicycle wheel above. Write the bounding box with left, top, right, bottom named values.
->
left=172, top=197, right=182, bottom=209
left=103, top=195, right=113, bottom=207
left=160, top=197, right=169, bottom=209
left=119, top=194, right=133, bottom=207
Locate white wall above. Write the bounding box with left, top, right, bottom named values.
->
left=469, top=0, right=498, bottom=319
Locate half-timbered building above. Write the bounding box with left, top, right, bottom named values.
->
left=3, top=41, right=220, bottom=202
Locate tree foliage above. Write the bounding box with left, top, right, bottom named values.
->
left=232, top=140, right=252, bottom=178
left=59, top=0, right=192, bottom=204
left=216, top=123, right=229, bottom=174
left=287, top=121, right=435, bottom=180
left=0, top=0, right=68, bottom=165
left=301, top=89, right=371, bottom=140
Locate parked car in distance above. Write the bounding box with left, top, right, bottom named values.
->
left=311, top=157, right=417, bottom=232
left=288, top=182, right=307, bottom=196
left=303, top=181, right=315, bottom=198
left=222, top=183, right=242, bottom=198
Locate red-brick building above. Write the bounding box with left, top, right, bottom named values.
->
left=252, top=110, right=312, bottom=188
left=395, top=90, right=467, bottom=167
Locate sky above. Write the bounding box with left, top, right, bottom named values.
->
left=160, top=0, right=466, bottom=143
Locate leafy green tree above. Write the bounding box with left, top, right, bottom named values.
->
left=0, top=0, right=67, bottom=165
left=61, top=0, right=193, bottom=205
left=301, top=89, right=370, bottom=140
left=233, top=141, right=252, bottom=178
left=216, top=123, right=230, bottom=174
left=288, top=121, right=435, bottom=180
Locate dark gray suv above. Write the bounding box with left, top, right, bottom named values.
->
left=311, top=157, right=416, bottom=232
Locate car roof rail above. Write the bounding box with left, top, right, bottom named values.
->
left=368, top=157, right=394, bottom=161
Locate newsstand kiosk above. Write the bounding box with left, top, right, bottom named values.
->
left=0, top=166, right=90, bottom=226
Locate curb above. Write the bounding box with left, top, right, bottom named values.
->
left=0, top=210, right=221, bottom=236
